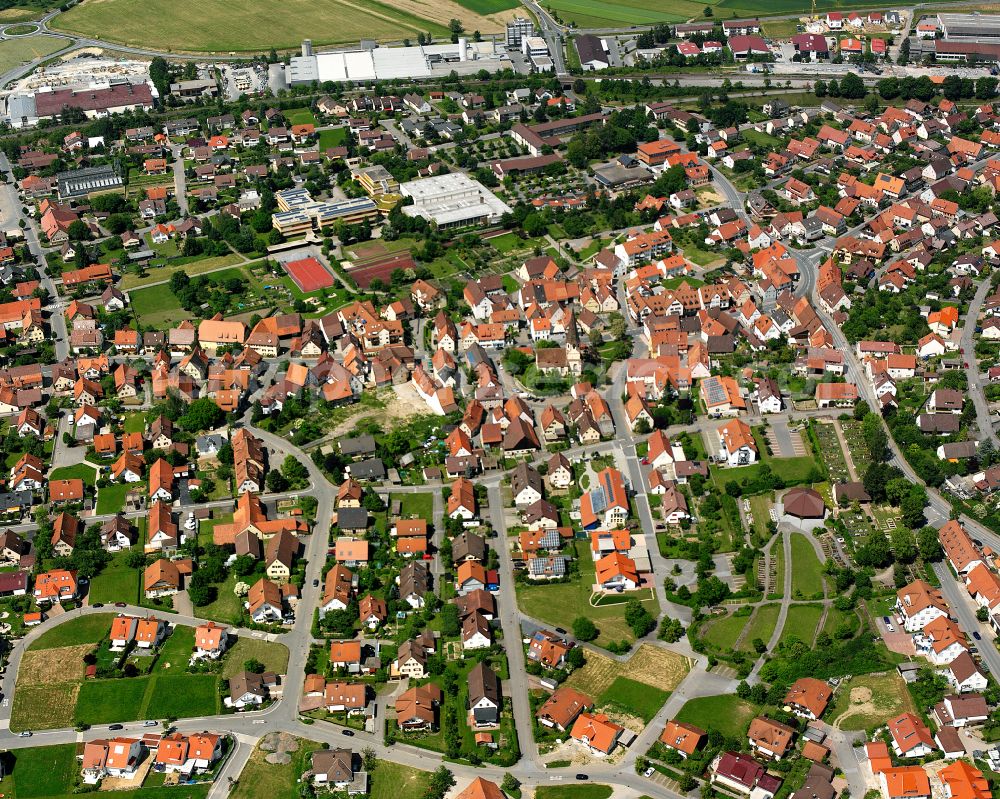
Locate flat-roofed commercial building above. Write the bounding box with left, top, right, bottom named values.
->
left=400, top=174, right=511, bottom=230
left=272, top=188, right=378, bottom=236
left=939, top=13, right=1000, bottom=39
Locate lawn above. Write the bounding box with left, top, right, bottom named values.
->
left=119, top=254, right=244, bottom=291
left=76, top=677, right=149, bottom=725
left=0, top=743, right=211, bottom=799
left=396, top=492, right=433, bottom=519
left=146, top=673, right=220, bottom=718
left=535, top=787, right=612, bottom=799
left=123, top=412, right=147, bottom=434
left=318, top=128, right=347, bottom=149
left=285, top=107, right=316, bottom=126
left=130, top=282, right=186, bottom=328
left=516, top=541, right=660, bottom=648
left=790, top=534, right=826, bottom=599
left=53, top=0, right=455, bottom=50
left=231, top=737, right=326, bottom=799
left=197, top=571, right=243, bottom=624
left=0, top=743, right=78, bottom=799
left=676, top=694, right=759, bottom=739
left=221, top=637, right=290, bottom=678
left=48, top=462, right=96, bottom=486
left=88, top=563, right=140, bottom=605
left=597, top=676, right=669, bottom=724
left=700, top=610, right=749, bottom=651
left=0, top=35, right=69, bottom=74
left=828, top=673, right=916, bottom=731
left=96, top=482, right=130, bottom=515
left=740, top=604, right=781, bottom=651
left=28, top=613, right=113, bottom=650
left=823, top=606, right=861, bottom=638
left=780, top=604, right=824, bottom=646
left=370, top=760, right=433, bottom=799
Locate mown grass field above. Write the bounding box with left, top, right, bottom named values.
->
left=0, top=35, right=68, bottom=73
left=780, top=604, right=824, bottom=645
left=28, top=613, right=113, bottom=650
left=130, top=283, right=185, bottom=328
left=597, top=676, right=669, bottom=723
left=54, top=0, right=452, bottom=50
left=790, top=534, right=826, bottom=599
left=700, top=610, right=750, bottom=651
left=740, top=603, right=781, bottom=651
left=676, top=694, right=759, bottom=739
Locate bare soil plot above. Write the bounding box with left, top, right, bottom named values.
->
left=567, top=644, right=690, bottom=697
left=10, top=682, right=79, bottom=730
left=17, top=645, right=91, bottom=685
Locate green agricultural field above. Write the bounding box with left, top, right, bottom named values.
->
left=676, top=694, right=759, bottom=739
left=29, top=613, right=113, bottom=650
left=49, top=462, right=96, bottom=486
left=597, top=676, right=669, bottom=723
left=781, top=604, right=824, bottom=646
left=0, top=35, right=69, bottom=74
left=454, top=0, right=518, bottom=12
left=740, top=604, right=781, bottom=651
left=790, top=534, right=826, bottom=599
left=53, top=0, right=453, bottom=51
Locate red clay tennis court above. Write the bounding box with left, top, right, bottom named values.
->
left=282, top=256, right=335, bottom=293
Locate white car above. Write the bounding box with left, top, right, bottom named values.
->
left=644, top=767, right=655, bottom=778
left=886, top=623, right=896, bottom=633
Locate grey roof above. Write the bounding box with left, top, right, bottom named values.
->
left=340, top=435, right=376, bottom=456
left=336, top=507, right=369, bottom=530
left=575, top=34, right=608, bottom=65
left=452, top=531, right=486, bottom=563
left=349, top=458, right=385, bottom=480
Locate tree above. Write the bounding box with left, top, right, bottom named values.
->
left=362, top=747, right=377, bottom=772
left=67, top=219, right=90, bottom=241
left=187, top=582, right=213, bottom=606
left=426, top=766, right=455, bottom=799
left=657, top=618, right=684, bottom=643
left=839, top=72, right=866, bottom=99
left=180, top=397, right=225, bottom=432
left=266, top=471, right=289, bottom=493
left=281, top=455, right=309, bottom=486
left=440, top=603, right=460, bottom=637
left=624, top=598, right=656, bottom=637
left=501, top=774, right=519, bottom=795
left=917, top=527, right=943, bottom=562
left=244, top=658, right=265, bottom=674
left=573, top=616, right=598, bottom=641
left=566, top=647, right=585, bottom=668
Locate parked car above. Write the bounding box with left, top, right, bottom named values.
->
left=109, top=724, right=123, bottom=731
left=19, top=731, right=31, bottom=737
left=342, top=730, right=355, bottom=737
left=974, top=631, right=982, bottom=641
left=575, top=774, right=588, bottom=781
left=886, top=623, right=895, bottom=633
left=143, top=720, right=157, bottom=727
left=644, top=767, right=655, bottom=778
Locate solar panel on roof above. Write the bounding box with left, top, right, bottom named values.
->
left=705, top=377, right=728, bottom=405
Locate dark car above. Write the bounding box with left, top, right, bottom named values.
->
left=92, top=603, right=104, bottom=608
left=555, top=627, right=567, bottom=635
left=974, top=631, right=982, bottom=640
left=115, top=603, right=127, bottom=608
left=312, top=579, right=319, bottom=587
left=575, top=774, right=588, bottom=781
left=109, top=724, right=123, bottom=730
left=342, top=730, right=355, bottom=737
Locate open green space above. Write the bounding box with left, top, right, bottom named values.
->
left=285, top=107, right=316, bottom=126
left=780, top=604, right=824, bottom=646
left=740, top=603, right=780, bottom=651
left=822, top=606, right=861, bottom=638
left=28, top=614, right=113, bottom=650
left=675, top=694, right=759, bottom=739
left=221, top=637, right=290, bottom=678
left=119, top=254, right=244, bottom=291
left=197, top=571, right=243, bottom=624
left=0, top=35, right=68, bottom=74
left=536, top=788, right=612, bottom=799
left=53, top=0, right=455, bottom=51
left=0, top=742, right=211, bottom=799
left=130, top=283, right=186, bottom=328
left=395, top=492, right=433, bottom=519
left=790, top=534, right=826, bottom=599
left=516, top=541, right=659, bottom=648
left=597, top=676, right=669, bottom=723
left=700, top=610, right=749, bottom=652
left=828, top=673, right=916, bottom=731
left=76, top=677, right=150, bottom=725
left=88, top=560, right=140, bottom=605
left=96, top=482, right=130, bottom=515
left=318, top=127, right=347, bottom=149
left=48, top=463, right=96, bottom=486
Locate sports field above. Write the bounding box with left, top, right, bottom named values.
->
left=283, top=256, right=335, bottom=293
left=53, top=0, right=518, bottom=50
